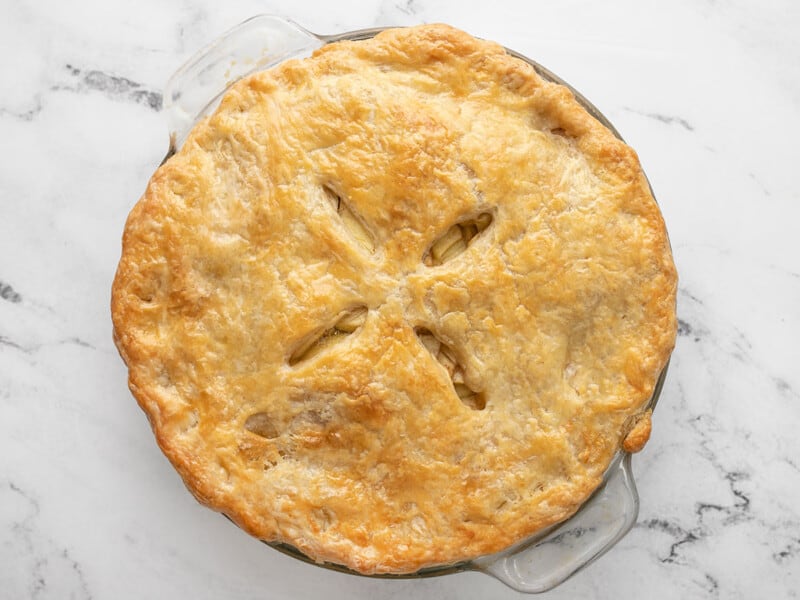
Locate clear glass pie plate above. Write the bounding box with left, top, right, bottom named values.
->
left=160, top=15, right=670, bottom=594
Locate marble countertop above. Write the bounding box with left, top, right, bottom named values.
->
left=2, top=0, right=798, bottom=597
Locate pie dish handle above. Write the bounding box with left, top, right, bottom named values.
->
left=163, top=15, right=324, bottom=147
left=472, top=453, right=639, bottom=593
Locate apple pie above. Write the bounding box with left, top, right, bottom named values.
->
left=111, top=23, right=677, bottom=574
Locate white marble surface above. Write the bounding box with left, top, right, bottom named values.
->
left=1, top=0, right=799, bottom=597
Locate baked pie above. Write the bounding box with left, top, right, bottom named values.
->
left=111, top=23, right=677, bottom=574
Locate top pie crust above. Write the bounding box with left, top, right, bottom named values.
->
left=111, top=24, right=677, bottom=574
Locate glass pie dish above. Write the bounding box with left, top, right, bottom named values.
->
left=159, top=15, right=670, bottom=594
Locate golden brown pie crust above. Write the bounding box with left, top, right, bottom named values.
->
left=111, top=24, right=677, bottom=574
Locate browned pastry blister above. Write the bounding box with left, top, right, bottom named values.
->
left=111, top=23, right=677, bottom=574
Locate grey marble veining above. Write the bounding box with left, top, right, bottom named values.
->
left=1, top=0, right=798, bottom=598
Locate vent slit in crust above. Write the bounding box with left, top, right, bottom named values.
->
left=289, top=306, right=368, bottom=365
left=416, top=328, right=485, bottom=410
left=245, top=412, right=279, bottom=439
left=424, top=212, right=493, bottom=266
left=322, top=184, right=376, bottom=253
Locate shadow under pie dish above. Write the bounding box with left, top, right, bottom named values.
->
left=111, top=19, right=677, bottom=588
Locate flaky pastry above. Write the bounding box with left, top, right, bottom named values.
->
left=111, top=23, right=677, bottom=574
